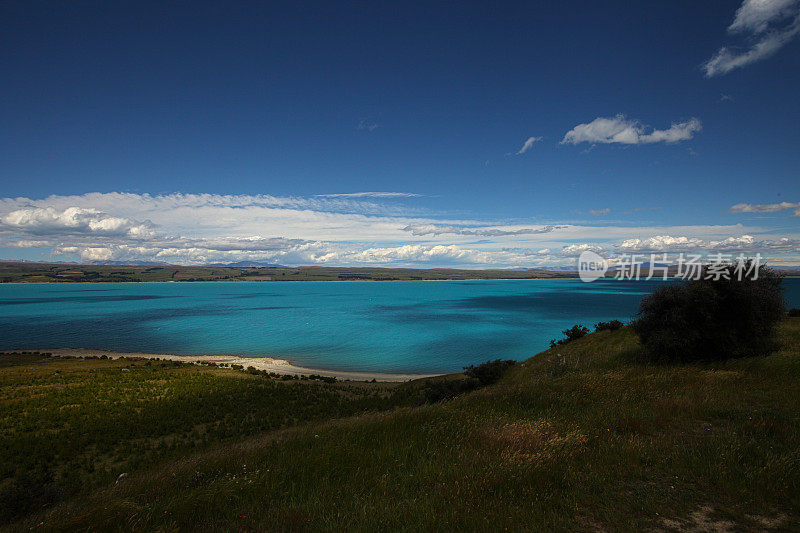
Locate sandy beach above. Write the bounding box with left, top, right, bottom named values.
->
left=8, top=348, right=438, bottom=382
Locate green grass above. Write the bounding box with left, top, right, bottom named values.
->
left=5, top=321, right=800, bottom=530
left=0, top=355, right=404, bottom=523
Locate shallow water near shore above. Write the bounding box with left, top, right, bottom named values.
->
left=2, top=278, right=799, bottom=373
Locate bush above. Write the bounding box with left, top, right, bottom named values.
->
left=632, top=262, right=785, bottom=362
left=421, top=378, right=479, bottom=403
left=594, top=320, right=624, bottom=332
left=463, top=359, right=516, bottom=386
left=789, top=308, right=800, bottom=317
left=550, top=324, right=590, bottom=348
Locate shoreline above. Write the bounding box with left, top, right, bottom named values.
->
left=3, top=348, right=439, bottom=383
left=0, top=276, right=578, bottom=284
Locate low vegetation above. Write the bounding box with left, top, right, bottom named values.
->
left=594, top=319, right=624, bottom=332
left=4, top=318, right=800, bottom=530
left=0, top=354, right=406, bottom=523
left=0, top=261, right=575, bottom=283
left=633, top=263, right=786, bottom=362
left=549, top=323, right=590, bottom=348
left=463, top=359, right=516, bottom=386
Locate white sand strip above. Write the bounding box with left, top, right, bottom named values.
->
left=8, top=348, right=438, bottom=382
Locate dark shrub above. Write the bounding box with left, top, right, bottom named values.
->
left=463, top=359, right=517, bottom=386
left=550, top=324, right=590, bottom=348
left=632, top=262, right=785, bottom=362
left=397, top=359, right=517, bottom=406
left=421, top=378, right=478, bottom=403
left=789, top=308, right=800, bottom=317
left=594, top=320, right=624, bottom=332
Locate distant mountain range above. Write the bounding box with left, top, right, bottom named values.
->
left=206, top=261, right=289, bottom=268
left=84, top=260, right=289, bottom=268
left=87, top=260, right=172, bottom=266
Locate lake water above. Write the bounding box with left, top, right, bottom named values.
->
left=1, top=278, right=799, bottom=373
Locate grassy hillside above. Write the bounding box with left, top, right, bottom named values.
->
left=5, top=321, right=800, bottom=530
left=0, top=261, right=575, bottom=283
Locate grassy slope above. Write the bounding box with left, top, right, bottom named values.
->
left=0, top=356, right=403, bottom=523
left=9, top=320, right=800, bottom=530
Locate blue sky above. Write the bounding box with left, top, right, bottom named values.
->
left=1, top=1, right=799, bottom=267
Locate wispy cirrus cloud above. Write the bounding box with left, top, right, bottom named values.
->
left=402, top=224, right=564, bottom=237
left=314, top=192, right=422, bottom=199
left=357, top=120, right=379, bottom=131
left=561, top=115, right=701, bottom=146
left=730, top=201, right=800, bottom=216
left=704, top=0, right=800, bottom=77
left=516, top=136, right=543, bottom=154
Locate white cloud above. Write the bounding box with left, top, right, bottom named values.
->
left=618, top=235, right=705, bottom=253
left=729, top=0, right=798, bottom=34
left=561, top=243, right=604, bottom=257
left=0, top=193, right=796, bottom=267
left=357, top=120, right=379, bottom=131
left=730, top=201, right=800, bottom=216
left=314, top=192, right=421, bottom=199
left=615, top=234, right=800, bottom=254
left=5, top=239, right=53, bottom=249
left=341, top=244, right=494, bottom=265
left=1, top=207, right=156, bottom=238
left=589, top=208, right=610, bottom=216
left=402, top=224, right=564, bottom=237
left=52, top=238, right=337, bottom=265
left=517, top=136, right=543, bottom=154
left=561, top=115, right=701, bottom=145
left=704, top=0, right=800, bottom=77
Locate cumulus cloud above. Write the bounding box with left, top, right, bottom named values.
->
left=402, top=224, right=564, bottom=237
left=516, top=136, right=543, bottom=154
left=1, top=192, right=797, bottom=267
left=561, top=115, right=702, bottom=145
left=51, top=238, right=337, bottom=265
left=341, top=244, right=494, bottom=265
left=561, top=243, right=604, bottom=257
left=730, top=201, right=800, bottom=216
left=615, top=234, right=800, bottom=254
left=704, top=0, right=800, bottom=77
left=1, top=207, right=156, bottom=238
left=618, top=235, right=705, bottom=253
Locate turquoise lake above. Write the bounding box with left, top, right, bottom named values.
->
left=1, top=278, right=799, bottom=373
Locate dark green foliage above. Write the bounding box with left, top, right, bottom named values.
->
left=789, top=308, right=800, bottom=317
left=463, top=359, right=516, bottom=386
left=420, top=377, right=479, bottom=403
left=594, top=319, right=624, bottom=332
left=394, top=360, right=519, bottom=406
left=632, top=263, right=786, bottom=362
left=550, top=324, right=590, bottom=348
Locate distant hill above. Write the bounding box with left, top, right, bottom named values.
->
left=0, top=260, right=577, bottom=283
left=207, top=261, right=288, bottom=268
